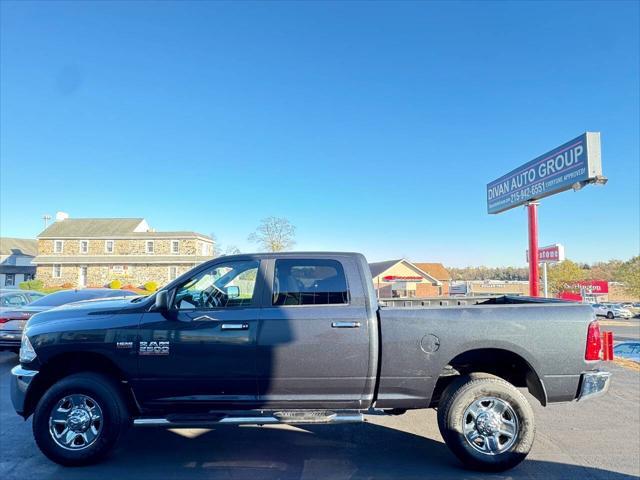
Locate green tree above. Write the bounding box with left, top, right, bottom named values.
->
left=616, top=256, right=640, bottom=298
left=546, top=260, right=587, bottom=294
left=588, top=260, right=624, bottom=282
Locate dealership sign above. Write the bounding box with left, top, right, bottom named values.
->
left=526, top=244, right=565, bottom=264
left=487, top=132, right=603, bottom=214
left=577, top=280, right=609, bottom=294
left=562, top=280, right=609, bottom=295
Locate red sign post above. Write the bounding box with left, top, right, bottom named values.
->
left=527, top=203, right=540, bottom=297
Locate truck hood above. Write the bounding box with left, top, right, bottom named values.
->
left=26, top=296, right=145, bottom=328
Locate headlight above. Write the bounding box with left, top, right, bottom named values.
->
left=19, top=334, right=37, bottom=363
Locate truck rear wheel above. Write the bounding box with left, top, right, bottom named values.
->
left=32, top=372, right=129, bottom=466
left=437, top=373, right=535, bottom=472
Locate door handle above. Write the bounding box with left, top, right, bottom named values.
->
left=221, top=323, right=249, bottom=331
left=331, top=321, right=361, bottom=328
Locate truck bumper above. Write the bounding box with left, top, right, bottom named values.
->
left=10, top=365, right=39, bottom=416
left=577, top=371, right=611, bottom=401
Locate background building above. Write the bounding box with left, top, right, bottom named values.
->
left=0, top=238, right=37, bottom=288
left=33, top=213, right=214, bottom=288
left=369, top=259, right=444, bottom=298
left=413, top=263, right=451, bottom=296
left=449, top=280, right=529, bottom=296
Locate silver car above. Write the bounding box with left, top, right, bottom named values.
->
left=592, top=303, right=633, bottom=319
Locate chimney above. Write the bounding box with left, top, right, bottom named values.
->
left=55, top=211, right=69, bottom=222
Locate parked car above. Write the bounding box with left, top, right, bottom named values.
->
left=0, top=289, right=46, bottom=308
left=0, top=288, right=138, bottom=353
left=613, top=341, right=640, bottom=362
left=11, top=253, right=610, bottom=471
left=592, top=303, right=633, bottom=319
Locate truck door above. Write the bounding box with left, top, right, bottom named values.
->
left=135, top=258, right=264, bottom=409
left=256, top=257, right=372, bottom=410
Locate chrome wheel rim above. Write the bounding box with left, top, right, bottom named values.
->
left=49, top=394, right=103, bottom=450
left=462, top=396, right=518, bottom=455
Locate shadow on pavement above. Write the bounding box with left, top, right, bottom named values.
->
left=9, top=421, right=636, bottom=480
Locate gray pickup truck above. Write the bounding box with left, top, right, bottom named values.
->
left=11, top=252, right=610, bottom=471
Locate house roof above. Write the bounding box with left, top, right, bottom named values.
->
left=369, top=259, right=441, bottom=285
left=413, top=263, right=452, bottom=281
left=38, top=218, right=146, bottom=238
left=37, top=218, right=212, bottom=241
left=0, top=238, right=38, bottom=257
left=0, top=265, right=36, bottom=274
left=369, top=259, right=403, bottom=278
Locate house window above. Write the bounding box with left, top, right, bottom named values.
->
left=146, top=240, right=154, bottom=254
left=80, top=240, right=89, bottom=254
left=171, top=240, right=179, bottom=254
left=54, top=240, right=64, bottom=253
left=5, top=274, right=15, bottom=286
left=53, top=265, right=62, bottom=278
left=105, top=240, right=114, bottom=253
left=168, top=266, right=178, bottom=281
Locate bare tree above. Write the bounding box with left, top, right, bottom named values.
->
left=248, top=216, right=296, bottom=252
left=224, top=245, right=241, bottom=255
left=209, top=232, right=220, bottom=257
left=210, top=232, right=241, bottom=256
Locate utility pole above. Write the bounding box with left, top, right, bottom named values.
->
left=42, top=214, right=52, bottom=229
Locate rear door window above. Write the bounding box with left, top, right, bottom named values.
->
left=272, top=259, right=349, bottom=306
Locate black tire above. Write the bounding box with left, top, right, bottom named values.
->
left=437, top=373, right=535, bottom=472
left=32, top=372, right=129, bottom=466
left=606, top=312, right=614, bottom=319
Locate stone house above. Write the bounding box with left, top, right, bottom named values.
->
left=33, top=213, right=214, bottom=288
left=0, top=238, right=37, bottom=288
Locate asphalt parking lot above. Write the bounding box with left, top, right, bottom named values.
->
left=600, top=316, right=640, bottom=341
left=1, top=351, right=638, bottom=480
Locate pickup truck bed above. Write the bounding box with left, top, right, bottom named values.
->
left=10, top=252, right=610, bottom=471
left=377, top=300, right=594, bottom=408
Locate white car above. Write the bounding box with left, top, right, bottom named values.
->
left=592, top=303, right=633, bottom=319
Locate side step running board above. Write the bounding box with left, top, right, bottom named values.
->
left=134, top=411, right=363, bottom=427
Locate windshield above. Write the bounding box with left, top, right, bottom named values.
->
left=29, top=290, right=135, bottom=307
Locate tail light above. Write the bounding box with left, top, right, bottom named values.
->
left=585, top=320, right=602, bottom=360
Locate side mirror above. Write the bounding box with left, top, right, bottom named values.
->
left=155, top=290, right=169, bottom=310
left=226, top=285, right=240, bottom=299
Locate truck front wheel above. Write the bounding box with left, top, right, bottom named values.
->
left=32, top=372, right=129, bottom=466
left=437, top=373, right=535, bottom=472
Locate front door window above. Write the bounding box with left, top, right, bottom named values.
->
left=173, top=260, right=259, bottom=309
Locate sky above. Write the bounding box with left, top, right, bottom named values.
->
left=1, top=0, right=638, bottom=267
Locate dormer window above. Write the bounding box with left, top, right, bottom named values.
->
left=146, top=240, right=154, bottom=254
left=80, top=240, right=89, bottom=254
left=54, top=240, right=64, bottom=254
left=171, top=240, right=179, bottom=254
left=105, top=240, right=114, bottom=253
